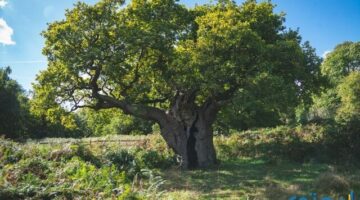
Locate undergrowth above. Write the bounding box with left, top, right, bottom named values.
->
left=1, top=124, right=360, bottom=199
left=0, top=138, right=175, bottom=199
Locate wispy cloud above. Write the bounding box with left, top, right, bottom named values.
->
left=0, top=60, right=47, bottom=64
left=0, top=0, right=7, bottom=8
left=322, top=50, right=331, bottom=58
left=0, top=18, right=15, bottom=45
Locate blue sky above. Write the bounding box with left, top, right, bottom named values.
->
left=0, top=0, right=359, bottom=91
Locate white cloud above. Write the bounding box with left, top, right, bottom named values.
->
left=322, top=50, right=331, bottom=58
left=0, top=0, right=15, bottom=45
left=0, top=0, right=7, bottom=8
left=0, top=18, right=15, bottom=45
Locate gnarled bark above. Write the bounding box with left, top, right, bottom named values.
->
left=159, top=114, right=217, bottom=168
left=158, top=94, right=218, bottom=169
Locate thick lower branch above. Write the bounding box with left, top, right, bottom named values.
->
left=98, top=94, right=167, bottom=124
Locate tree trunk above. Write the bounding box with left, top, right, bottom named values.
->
left=158, top=94, right=218, bottom=169
left=159, top=114, right=217, bottom=169
left=98, top=92, right=218, bottom=169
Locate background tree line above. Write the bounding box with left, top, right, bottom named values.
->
left=0, top=67, right=153, bottom=138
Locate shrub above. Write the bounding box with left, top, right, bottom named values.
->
left=64, top=157, right=129, bottom=197
left=48, top=144, right=78, bottom=161
left=214, top=124, right=326, bottom=163
left=214, top=135, right=242, bottom=160
left=106, top=149, right=140, bottom=178
left=73, top=144, right=102, bottom=167
left=135, top=150, right=174, bottom=169
left=0, top=139, right=23, bottom=166
left=144, top=133, right=171, bottom=153
left=323, top=121, right=360, bottom=164
left=314, top=172, right=350, bottom=196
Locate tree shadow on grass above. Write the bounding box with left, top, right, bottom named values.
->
left=161, top=157, right=330, bottom=199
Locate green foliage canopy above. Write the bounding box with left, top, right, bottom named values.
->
left=34, top=0, right=321, bottom=133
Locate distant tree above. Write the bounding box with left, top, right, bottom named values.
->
left=336, top=71, right=360, bottom=123
left=35, top=0, right=321, bottom=168
left=77, top=108, right=153, bottom=136
left=310, top=41, right=360, bottom=122
left=314, top=41, right=360, bottom=159
left=29, top=83, right=82, bottom=138
left=321, top=41, right=360, bottom=85
left=0, top=67, right=28, bottom=138
left=0, top=67, right=82, bottom=139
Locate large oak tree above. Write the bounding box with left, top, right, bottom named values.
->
left=35, top=0, right=320, bottom=168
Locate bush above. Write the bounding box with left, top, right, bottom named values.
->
left=135, top=150, right=174, bottom=169
left=106, top=149, right=140, bottom=178
left=214, top=124, right=326, bottom=163
left=0, top=139, right=23, bottom=166
left=144, top=133, right=172, bottom=153
left=74, top=144, right=102, bottom=167
left=49, top=144, right=78, bottom=161
left=64, top=157, right=129, bottom=197
left=323, top=121, right=360, bottom=164
left=314, top=172, right=350, bottom=196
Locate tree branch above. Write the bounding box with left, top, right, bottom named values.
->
left=119, top=48, right=145, bottom=96
left=97, top=94, right=168, bottom=124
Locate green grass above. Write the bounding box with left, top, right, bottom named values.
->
left=160, top=158, right=360, bottom=199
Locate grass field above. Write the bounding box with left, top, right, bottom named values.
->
left=1, top=125, right=360, bottom=199
left=161, top=158, right=360, bottom=199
